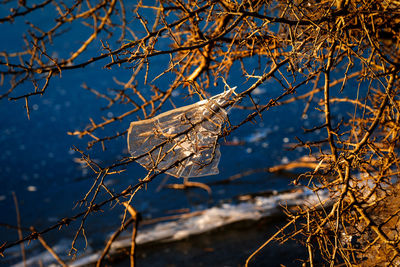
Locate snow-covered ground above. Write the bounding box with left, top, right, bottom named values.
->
left=11, top=187, right=330, bottom=267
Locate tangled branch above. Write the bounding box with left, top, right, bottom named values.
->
left=1, top=0, right=400, bottom=265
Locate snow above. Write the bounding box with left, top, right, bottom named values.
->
left=13, top=188, right=330, bottom=267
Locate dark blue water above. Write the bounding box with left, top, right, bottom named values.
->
left=0, top=64, right=310, bottom=246
left=0, top=2, right=356, bottom=262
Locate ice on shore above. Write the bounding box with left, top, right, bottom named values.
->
left=12, top=188, right=329, bottom=267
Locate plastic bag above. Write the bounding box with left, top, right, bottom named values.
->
left=127, top=88, right=235, bottom=178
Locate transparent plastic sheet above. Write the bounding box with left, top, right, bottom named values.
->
left=127, top=88, right=236, bottom=178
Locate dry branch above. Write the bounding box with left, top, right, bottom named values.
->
left=2, top=0, right=400, bottom=266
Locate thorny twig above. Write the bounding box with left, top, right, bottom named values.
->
left=2, top=0, right=400, bottom=266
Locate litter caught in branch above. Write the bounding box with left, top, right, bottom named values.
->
left=127, top=88, right=237, bottom=178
